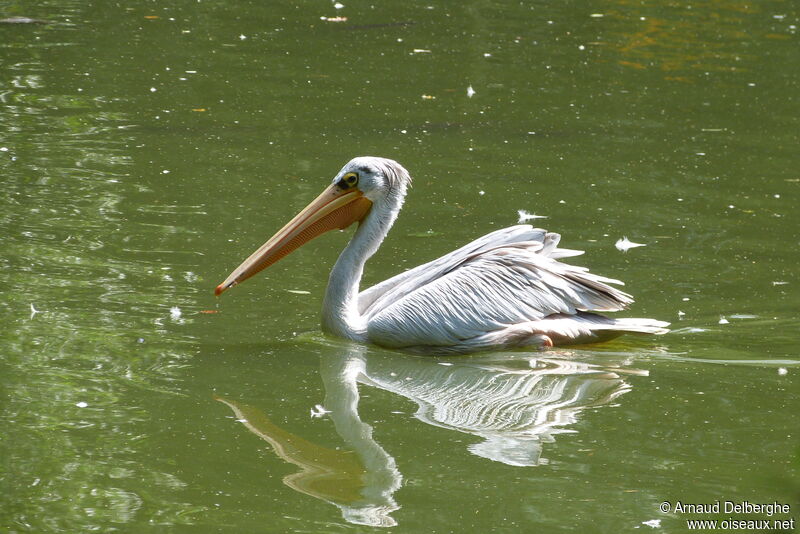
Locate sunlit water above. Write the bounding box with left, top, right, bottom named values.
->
left=1, top=1, right=798, bottom=532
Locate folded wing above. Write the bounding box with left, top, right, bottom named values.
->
left=359, top=226, right=634, bottom=348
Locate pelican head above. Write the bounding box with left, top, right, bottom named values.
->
left=215, top=156, right=410, bottom=296
left=341, top=156, right=412, bottom=203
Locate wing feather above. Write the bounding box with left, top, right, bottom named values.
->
left=365, top=232, right=633, bottom=349
left=358, top=225, right=555, bottom=316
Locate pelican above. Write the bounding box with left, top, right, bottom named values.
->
left=215, top=157, right=669, bottom=354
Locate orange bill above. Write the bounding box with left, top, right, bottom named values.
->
left=215, top=183, right=372, bottom=296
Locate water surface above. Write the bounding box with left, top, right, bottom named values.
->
left=1, top=1, right=798, bottom=532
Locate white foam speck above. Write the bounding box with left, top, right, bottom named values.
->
left=310, top=404, right=331, bottom=418
left=517, top=209, right=547, bottom=223
left=615, top=237, right=646, bottom=252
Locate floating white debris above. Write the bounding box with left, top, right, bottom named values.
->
left=310, top=404, right=331, bottom=418
left=286, top=289, right=311, bottom=295
left=467, top=85, right=476, bottom=98
left=517, top=209, right=547, bottom=223
left=478, top=190, right=485, bottom=195
left=590, top=13, right=604, bottom=18
left=76, top=402, right=88, bottom=408
left=239, top=34, right=247, bottom=40
left=615, top=237, right=646, bottom=252
left=772, top=281, right=788, bottom=286
left=0, top=147, right=8, bottom=152
left=412, top=48, right=431, bottom=54
left=778, top=367, right=788, bottom=376
left=677, top=310, right=685, bottom=318
left=333, top=1, right=344, bottom=8
left=718, top=316, right=729, bottom=324
left=170, top=306, right=182, bottom=320
left=642, top=519, right=661, bottom=528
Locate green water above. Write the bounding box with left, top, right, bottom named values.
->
left=1, top=1, right=798, bottom=532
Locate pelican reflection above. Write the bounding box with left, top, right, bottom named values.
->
left=217, top=344, right=647, bottom=526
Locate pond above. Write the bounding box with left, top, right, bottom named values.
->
left=1, top=1, right=797, bottom=532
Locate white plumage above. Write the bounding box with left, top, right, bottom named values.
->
left=359, top=225, right=667, bottom=353
left=216, top=156, right=669, bottom=354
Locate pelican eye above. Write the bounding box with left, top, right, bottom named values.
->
left=338, top=172, right=359, bottom=189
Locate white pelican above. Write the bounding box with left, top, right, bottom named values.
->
left=215, top=157, right=669, bottom=354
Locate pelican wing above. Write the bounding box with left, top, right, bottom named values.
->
left=358, top=225, right=581, bottom=315
left=361, top=227, right=634, bottom=348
